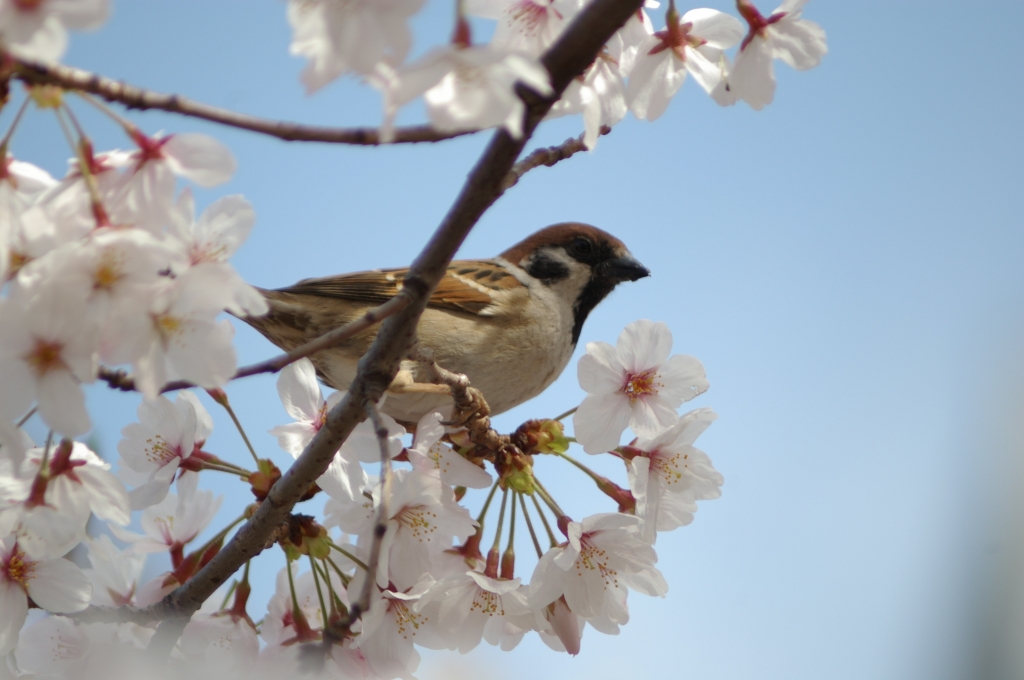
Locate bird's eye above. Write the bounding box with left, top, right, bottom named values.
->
left=569, top=237, right=594, bottom=258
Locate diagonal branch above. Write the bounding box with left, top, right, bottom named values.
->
left=7, top=56, right=472, bottom=146
left=137, top=0, right=646, bottom=654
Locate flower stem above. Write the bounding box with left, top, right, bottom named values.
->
left=519, top=492, right=544, bottom=557
left=553, top=406, right=578, bottom=422
left=552, top=449, right=605, bottom=485
left=324, top=555, right=352, bottom=588
left=531, top=475, right=566, bottom=518
left=476, top=481, right=501, bottom=525
left=213, top=393, right=261, bottom=465
left=490, top=486, right=509, bottom=552
left=530, top=493, right=559, bottom=548
left=16, top=406, right=36, bottom=428
left=308, top=553, right=330, bottom=629
left=327, top=540, right=369, bottom=573
left=0, top=97, right=30, bottom=148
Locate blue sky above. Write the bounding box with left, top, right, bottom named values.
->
left=8, top=1, right=1024, bottom=678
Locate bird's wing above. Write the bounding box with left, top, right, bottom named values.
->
left=278, top=259, right=525, bottom=316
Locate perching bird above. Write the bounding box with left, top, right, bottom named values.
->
left=242, top=223, right=649, bottom=424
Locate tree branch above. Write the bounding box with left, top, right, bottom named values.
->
left=137, top=0, right=645, bottom=651
left=501, top=125, right=611, bottom=191
left=8, top=56, right=471, bottom=146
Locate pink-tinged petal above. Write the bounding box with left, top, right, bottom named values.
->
left=162, top=134, right=236, bottom=187
left=268, top=422, right=315, bottom=458
left=194, top=195, right=255, bottom=260
left=730, top=37, right=775, bottom=110
left=0, top=359, right=35, bottom=422
left=167, top=319, right=237, bottom=389
left=546, top=598, right=581, bottom=655
left=75, top=467, right=130, bottom=525
left=26, top=558, right=91, bottom=612
left=36, top=369, right=90, bottom=437
left=684, top=45, right=723, bottom=95
left=626, top=46, right=683, bottom=122
left=577, top=343, right=624, bottom=394
left=574, top=392, right=631, bottom=454
left=529, top=551, right=568, bottom=609
left=277, top=359, right=324, bottom=423
left=50, top=0, right=110, bottom=30
left=0, top=581, right=28, bottom=654
left=770, top=18, right=827, bottom=70
left=628, top=456, right=658, bottom=543
left=621, top=566, right=668, bottom=597
left=657, top=354, right=709, bottom=404
left=617, top=319, right=672, bottom=374
left=683, top=8, right=744, bottom=49
left=629, top=396, right=678, bottom=438
left=774, top=0, right=810, bottom=14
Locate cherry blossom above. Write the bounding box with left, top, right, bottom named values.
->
left=0, top=285, right=97, bottom=437
left=0, top=155, right=56, bottom=281
left=114, top=131, right=235, bottom=232
left=180, top=591, right=259, bottom=673
left=113, top=266, right=238, bottom=399
left=627, top=407, right=722, bottom=543
left=420, top=570, right=533, bottom=652
left=729, top=0, right=827, bottom=110
left=0, top=536, right=91, bottom=655
left=14, top=616, right=152, bottom=677
left=573, top=319, right=709, bottom=454
left=467, top=0, right=581, bottom=55
left=548, top=52, right=627, bottom=149
left=117, top=391, right=212, bottom=508
left=261, top=565, right=345, bottom=646
left=529, top=513, right=666, bottom=634
left=268, top=358, right=334, bottom=457
left=83, top=535, right=145, bottom=607
left=379, top=45, right=552, bottom=140
left=407, top=412, right=492, bottom=489
left=166, top=189, right=268, bottom=317
left=8, top=440, right=130, bottom=560
left=605, top=2, right=656, bottom=78
left=626, top=7, right=744, bottom=121
left=355, top=574, right=442, bottom=680
left=110, top=472, right=221, bottom=558
left=535, top=595, right=583, bottom=654
left=287, top=0, right=424, bottom=91
left=0, top=0, right=109, bottom=62
left=372, top=469, right=476, bottom=589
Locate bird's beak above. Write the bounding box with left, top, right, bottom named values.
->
left=602, top=254, right=650, bottom=282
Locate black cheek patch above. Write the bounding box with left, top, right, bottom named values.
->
left=571, top=278, right=616, bottom=345
left=526, top=254, right=570, bottom=284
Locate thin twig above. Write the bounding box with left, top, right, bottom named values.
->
left=501, top=126, right=610, bottom=191
left=98, top=290, right=412, bottom=394
left=347, top=399, right=394, bottom=620
left=8, top=56, right=473, bottom=146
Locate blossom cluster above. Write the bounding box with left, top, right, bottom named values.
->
left=1, top=316, right=721, bottom=680
left=0, top=0, right=826, bottom=678
left=288, top=0, right=827, bottom=146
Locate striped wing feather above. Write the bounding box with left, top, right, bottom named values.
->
left=277, top=260, right=522, bottom=315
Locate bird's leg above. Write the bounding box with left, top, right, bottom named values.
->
left=409, top=349, right=506, bottom=451
left=386, top=369, right=452, bottom=395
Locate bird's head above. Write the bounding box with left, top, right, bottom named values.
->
left=500, top=223, right=649, bottom=344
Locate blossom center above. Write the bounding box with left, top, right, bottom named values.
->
left=94, top=249, right=126, bottom=290
left=4, top=547, right=35, bottom=588
left=507, top=0, right=559, bottom=35
left=622, top=371, right=658, bottom=401
left=156, top=313, right=183, bottom=339
left=25, top=338, right=66, bottom=377
left=395, top=505, right=438, bottom=539
left=145, top=435, right=181, bottom=466
left=388, top=599, right=427, bottom=638
left=13, top=0, right=44, bottom=11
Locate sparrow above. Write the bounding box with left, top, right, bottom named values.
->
left=242, top=223, right=649, bottom=424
